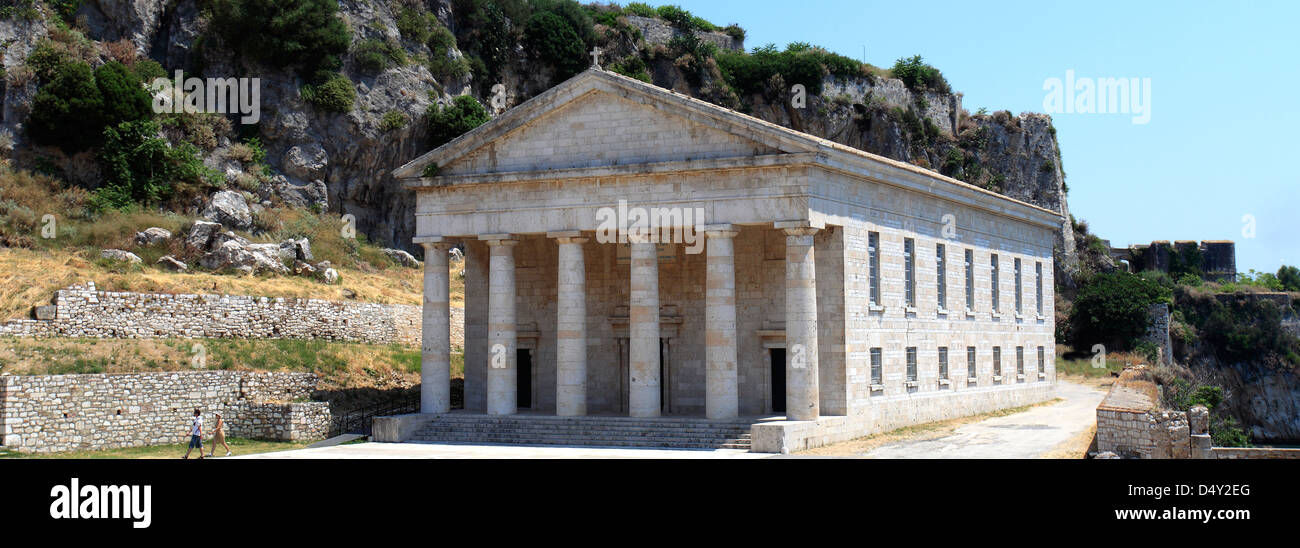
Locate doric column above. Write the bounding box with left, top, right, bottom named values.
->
left=550, top=231, right=589, bottom=416
left=704, top=225, right=739, bottom=420
left=483, top=235, right=519, bottom=416
left=781, top=224, right=820, bottom=421
left=628, top=240, right=661, bottom=417
left=416, top=237, right=453, bottom=414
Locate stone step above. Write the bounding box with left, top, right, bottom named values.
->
left=429, top=417, right=755, bottom=428
left=417, top=424, right=751, bottom=435
left=416, top=426, right=750, bottom=440
left=411, top=433, right=752, bottom=449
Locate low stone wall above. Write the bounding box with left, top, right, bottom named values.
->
left=1095, top=368, right=1193, bottom=458
left=0, top=282, right=420, bottom=346
left=0, top=371, right=330, bottom=453
left=1213, top=447, right=1300, bottom=459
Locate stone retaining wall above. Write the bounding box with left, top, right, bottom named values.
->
left=0, top=282, right=421, bottom=346
left=1213, top=447, right=1300, bottom=459
left=1095, top=368, right=1193, bottom=458
left=1093, top=367, right=1297, bottom=459
left=0, top=371, right=330, bottom=453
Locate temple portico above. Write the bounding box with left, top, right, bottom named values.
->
left=382, top=68, right=1063, bottom=452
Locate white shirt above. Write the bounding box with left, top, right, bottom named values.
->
left=191, top=416, right=203, bottom=436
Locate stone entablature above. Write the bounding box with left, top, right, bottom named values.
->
left=0, top=371, right=328, bottom=453
left=0, top=282, right=420, bottom=346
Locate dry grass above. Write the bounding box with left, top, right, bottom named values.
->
left=1042, top=424, right=1097, bottom=459
left=1, top=165, right=468, bottom=321
left=798, top=398, right=1063, bottom=457
left=0, top=247, right=466, bottom=322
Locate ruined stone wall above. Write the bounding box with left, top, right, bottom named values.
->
left=1142, top=303, right=1173, bottom=366
left=1095, top=368, right=1191, bottom=458
left=0, top=371, right=328, bottom=453
left=624, top=15, right=744, bottom=53
left=0, top=282, right=421, bottom=346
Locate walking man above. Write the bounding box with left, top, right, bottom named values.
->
left=182, top=408, right=204, bottom=459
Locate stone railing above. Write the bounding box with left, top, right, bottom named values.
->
left=0, top=282, right=420, bottom=346
left=0, top=371, right=330, bottom=453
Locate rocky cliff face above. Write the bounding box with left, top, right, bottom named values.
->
left=0, top=0, right=1075, bottom=273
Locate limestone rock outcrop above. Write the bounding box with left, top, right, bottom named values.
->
left=202, top=190, right=253, bottom=231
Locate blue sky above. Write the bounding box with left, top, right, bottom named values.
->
left=670, top=0, right=1299, bottom=274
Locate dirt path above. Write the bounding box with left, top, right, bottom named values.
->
left=804, top=379, right=1107, bottom=459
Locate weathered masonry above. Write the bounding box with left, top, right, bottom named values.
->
left=0, top=282, right=421, bottom=346
left=0, top=371, right=329, bottom=454
left=387, top=67, right=1061, bottom=452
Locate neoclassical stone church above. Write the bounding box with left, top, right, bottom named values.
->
left=382, top=65, right=1061, bottom=453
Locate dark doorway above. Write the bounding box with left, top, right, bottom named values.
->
left=770, top=348, right=786, bottom=413
left=517, top=349, right=532, bottom=409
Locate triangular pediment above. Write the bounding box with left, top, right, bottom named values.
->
left=393, top=69, right=826, bottom=180
left=436, top=89, right=781, bottom=176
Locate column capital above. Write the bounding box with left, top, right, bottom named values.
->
left=775, top=220, right=823, bottom=237
left=547, top=230, right=590, bottom=245
left=701, top=224, right=739, bottom=239
left=413, top=235, right=452, bottom=247
left=480, top=234, right=520, bottom=247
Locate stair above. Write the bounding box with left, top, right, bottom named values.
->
left=411, top=415, right=754, bottom=450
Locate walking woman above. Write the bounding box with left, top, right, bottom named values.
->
left=208, top=412, right=232, bottom=457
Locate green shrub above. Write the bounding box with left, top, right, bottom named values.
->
left=524, top=0, right=597, bottom=84
left=426, top=95, right=489, bottom=148
left=353, top=38, right=406, bottom=74
left=26, top=61, right=103, bottom=152
left=525, top=11, right=588, bottom=83
left=623, top=2, right=656, bottom=17
left=1177, top=288, right=1300, bottom=366
left=396, top=6, right=433, bottom=43
left=716, top=42, right=863, bottom=97
left=380, top=110, right=408, bottom=132
left=95, top=120, right=219, bottom=210
left=206, top=0, right=351, bottom=77
left=655, top=4, right=692, bottom=28
left=1068, top=271, right=1172, bottom=352
left=890, top=54, right=951, bottom=94
left=132, top=59, right=167, bottom=82
left=1278, top=265, right=1300, bottom=291
left=453, top=0, right=530, bottom=92
left=300, top=73, right=356, bottom=113
left=425, top=23, right=469, bottom=80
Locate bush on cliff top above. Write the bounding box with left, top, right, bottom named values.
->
left=1067, top=271, right=1172, bottom=352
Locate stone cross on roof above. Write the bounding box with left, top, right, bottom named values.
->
left=590, top=46, right=603, bottom=69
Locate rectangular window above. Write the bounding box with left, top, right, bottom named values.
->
left=906, top=347, right=918, bottom=382
left=1015, top=258, right=1023, bottom=314
left=991, top=254, right=1000, bottom=312
left=868, top=232, right=880, bottom=306
left=1038, top=346, right=1046, bottom=374
left=993, top=346, right=1002, bottom=377
left=870, top=348, right=883, bottom=385
left=1036, top=262, right=1044, bottom=316
left=904, top=238, right=916, bottom=307
left=966, top=347, right=977, bottom=379
left=938, top=347, right=949, bottom=380
left=964, top=249, right=974, bottom=310
left=936, top=244, right=947, bottom=309
left=1017, top=346, right=1025, bottom=376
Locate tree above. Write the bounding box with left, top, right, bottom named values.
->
left=1278, top=265, right=1300, bottom=292
left=1068, top=271, right=1172, bottom=351
left=206, top=0, right=351, bottom=78
left=890, top=55, right=951, bottom=94
left=426, top=95, right=489, bottom=149
left=26, top=61, right=105, bottom=152
left=94, top=61, right=153, bottom=130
